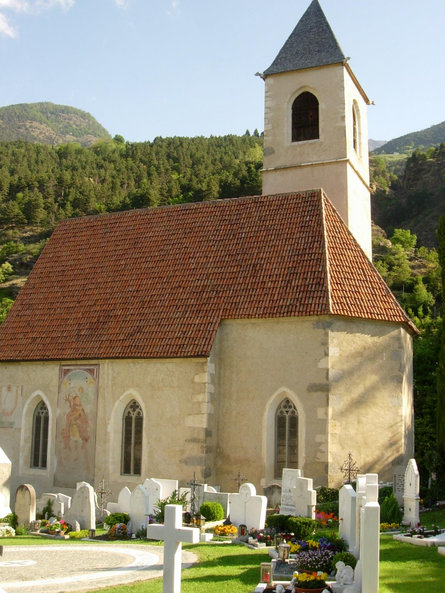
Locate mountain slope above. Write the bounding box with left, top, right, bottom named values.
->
left=0, top=102, right=111, bottom=146
left=373, top=121, right=445, bottom=155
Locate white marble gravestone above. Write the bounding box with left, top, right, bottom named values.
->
left=403, top=458, right=420, bottom=528
left=129, top=484, right=150, bottom=533
left=229, top=483, right=267, bottom=529
left=64, top=481, right=96, bottom=530
left=144, top=478, right=162, bottom=516
left=392, top=465, right=406, bottom=505
left=0, top=446, right=11, bottom=517
left=339, top=484, right=357, bottom=551
left=279, top=468, right=316, bottom=518
left=14, top=483, right=36, bottom=526
left=107, top=485, right=131, bottom=514
left=147, top=504, right=199, bottom=593
left=360, top=493, right=380, bottom=593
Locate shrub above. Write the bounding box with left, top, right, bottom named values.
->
left=15, top=525, right=29, bottom=535
left=332, top=551, right=357, bottom=570
left=379, top=486, right=393, bottom=504
left=380, top=493, right=402, bottom=524
left=0, top=513, right=17, bottom=528
left=286, top=516, right=316, bottom=540
left=40, top=499, right=55, bottom=520
left=69, top=529, right=89, bottom=539
left=316, top=486, right=339, bottom=504
left=315, top=501, right=339, bottom=514
left=104, top=512, right=130, bottom=527
left=265, top=513, right=289, bottom=531
left=154, top=490, right=189, bottom=523
left=199, top=502, right=224, bottom=521
left=135, top=526, right=147, bottom=539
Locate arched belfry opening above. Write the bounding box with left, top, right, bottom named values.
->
left=291, top=92, right=319, bottom=142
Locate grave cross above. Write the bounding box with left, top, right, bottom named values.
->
left=233, top=470, right=248, bottom=490
left=340, top=452, right=360, bottom=484
left=95, top=477, right=111, bottom=517
left=147, top=504, right=199, bottom=593
left=187, top=472, right=202, bottom=517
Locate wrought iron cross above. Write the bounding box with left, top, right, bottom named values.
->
left=340, top=452, right=360, bottom=484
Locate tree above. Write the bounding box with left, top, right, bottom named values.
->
left=436, top=216, right=445, bottom=496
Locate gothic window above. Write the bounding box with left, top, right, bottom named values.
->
left=291, top=92, right=319, bottom=142
left=31, top=400, right=49, bottom=469
left=352, top=102, right=360, bottom=155
left=275, top=398, right=298, bottom=479
left=121, top=400, right=143, bottom=475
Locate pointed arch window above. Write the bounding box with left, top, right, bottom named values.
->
left=292, top=92, right=319, bottom=142
left=121, top=400, right=143, bottom=475
left=352, top=102, right=361, bottom=155
left=275, top=398, right=298, bottom=478
left=31, top=400, right=49, bottom=469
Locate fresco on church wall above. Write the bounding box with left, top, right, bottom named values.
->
left=54, top=366, right=98, bottom=488
left=0, top=385, right=22, bottom=427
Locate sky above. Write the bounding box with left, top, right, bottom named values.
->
left=0, top=0, right=442, bottom=143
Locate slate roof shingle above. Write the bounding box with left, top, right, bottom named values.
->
left=0, top=190, right=416, bottom=362
left=263, top=0, right=345, bottom=76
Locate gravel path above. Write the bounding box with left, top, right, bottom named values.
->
left=0, top=544, right=196, bottom=593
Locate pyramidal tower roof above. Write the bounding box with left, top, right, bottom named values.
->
left=263, top=0, right=346, bottom=76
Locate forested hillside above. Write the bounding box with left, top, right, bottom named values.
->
left=373, top=120, right=445, bottom=155
left=0, top=103, right=111, bottom=147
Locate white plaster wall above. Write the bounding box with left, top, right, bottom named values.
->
left=327, top=319, right=414, bottom=485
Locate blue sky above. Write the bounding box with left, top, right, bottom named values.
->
left=0, top=0, right=442, bottom=143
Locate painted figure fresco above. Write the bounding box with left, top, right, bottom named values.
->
left=55, top=366, right=98, bottom=487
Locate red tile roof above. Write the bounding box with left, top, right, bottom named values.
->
left=0, top=191, right=416, bottom=361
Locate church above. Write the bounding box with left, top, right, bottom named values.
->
left=0, top=1, right=415, bottom=502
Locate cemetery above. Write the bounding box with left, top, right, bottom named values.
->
left=0, top=455, right=444, bottom=592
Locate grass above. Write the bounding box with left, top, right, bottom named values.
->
left=2, top=510, right=445, bottom=592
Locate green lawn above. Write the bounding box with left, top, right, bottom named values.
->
left=1, top=515, right=445, bottom=593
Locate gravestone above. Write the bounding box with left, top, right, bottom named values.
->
left=403, top=458, right=420, bottom=528
left=129, top=484, right=150, bottom=533
left=14, top=484, right=36, bottom=527
left=107, top=485, right=132, bottom=514
left=337, top=474, right=379, bottom=593
left=63, top=481, right=96, bottom=530
left=57, top=492, right=72, bottom=515
left=392, top=465, right=405, bottom=506
left=339, top=484, right=357, bottom=551
left=37, top=492, right=71, bottom=518
left=202, top=488, right=230, bottom=517
left=144, top=478, right=163, bottom=516
left=0, top=446, right=11, bottom=517
left=279, top=468, right=316, bottom=518
left=229, top=483, right=267, bottom=530
left=263, top=483, right=282, bottom=509
left=147, top=504, right=199, bottom=593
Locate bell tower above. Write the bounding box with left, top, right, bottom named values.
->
left=261, top=0, right=372, bottom=258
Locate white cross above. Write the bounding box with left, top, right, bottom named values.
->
left=147, top=504, right=199, bottom=593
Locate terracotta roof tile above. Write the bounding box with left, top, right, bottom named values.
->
left=0, top=191, right=415, bottom=361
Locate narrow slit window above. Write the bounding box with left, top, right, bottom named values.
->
left=121, top=400, right=143, bottom=475
left=275, top=398, right=298, bottom=479
left=31, top=400, right=49, bottom=469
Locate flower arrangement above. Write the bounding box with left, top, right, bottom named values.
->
left=315, top=509, right=338, bottom=526
left=48, top=520, right=69, bottom=533
left=214, top=524, right=237, bottom=537
left=108, top=522, right=128, bottom=539
left=292, top=570, right=328, bottom=590
left=380, top=522, right=400, bottom=532
left=0, top=525, right=15, bottom=537
left=249, top=529, right=273, bottom=545
left=294, top=547, right=335, bottom=573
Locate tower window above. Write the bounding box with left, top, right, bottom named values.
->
left=275, top=398, right=298, bottom=478
left=352, top=102, right=361, bottom=155
left=31, top=400, right=49, bottom=469
left=121, top=399, right=143, bottom=475
left=292, top=92, right=319, bottom=142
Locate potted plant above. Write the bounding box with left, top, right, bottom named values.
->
left=291, top=570, right=328, bottom=593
